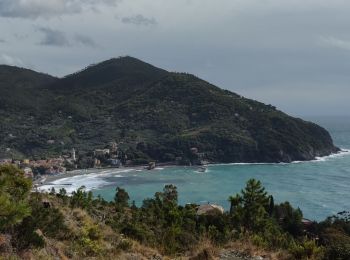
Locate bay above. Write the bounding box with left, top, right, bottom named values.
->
left=44, top=116, right=350, bottom=221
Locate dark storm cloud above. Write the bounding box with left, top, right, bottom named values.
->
left=121, top=14, right=157, bottom=26
left=0, top=0, right=121, bottom=19
left=38, top=28, right=70, bottom=47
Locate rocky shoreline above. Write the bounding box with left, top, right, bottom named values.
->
left=34, top=148, right=350, bottom=191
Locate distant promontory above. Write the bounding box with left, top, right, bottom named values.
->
left=0, top=57, right=339, bottom=164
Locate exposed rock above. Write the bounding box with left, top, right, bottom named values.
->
left=197, top=204, right=225, bottom=216
left=219, top=250, right=268, bottom=260
left=190, top=248, right=215, bottom=260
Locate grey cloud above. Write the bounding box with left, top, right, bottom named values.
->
left=320, top=36, right=350, bottom=51
left=14, top=34, right=29, bottom=40
left=0, top=54, right=25, bottom=67
left=2, top=0, right=350, bottom=116
left=38, top=28, right=70, bottom=47
left=74, top=34, right=97, bottom=48
left=0, top=39, right=5, bottom=43
left=122, top=14, right=157, bottom=26
left=0, top=0, right=121, bottom=19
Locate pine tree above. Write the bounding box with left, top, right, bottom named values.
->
left=114, top=187, right=130, bottom=209
left=241, top=179, right=269, bottom=230
left=229, top=179, right=271, bottom=232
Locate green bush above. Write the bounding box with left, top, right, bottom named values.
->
left=0, top=165, right=32, bottom=230
left=289, top=240, right=324, bottom=260
left=117, top=238, right=133, bottom=251
left=70, top=187, right=93, bottom=209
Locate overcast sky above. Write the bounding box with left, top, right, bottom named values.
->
left=0, top=0, right=349, bottom=116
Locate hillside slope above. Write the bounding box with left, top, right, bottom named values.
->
left=0, top=57, right=339, bottom=162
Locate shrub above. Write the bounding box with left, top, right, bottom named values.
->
left=117, top=238, right=133, bottom=251
left=70, top=187, right=93, bottom=209
left=274, top=202, right=303, bottom=237
left=289, top=240, right=324, bottom=260
left=0, top=165, right=32, bottom=230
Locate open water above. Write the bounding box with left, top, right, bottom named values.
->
left=40, top=116, right=350, bottom=221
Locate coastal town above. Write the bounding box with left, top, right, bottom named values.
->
left=0, top=140, right=208, bottom=180
left=0, top=141, right=123, bottom=180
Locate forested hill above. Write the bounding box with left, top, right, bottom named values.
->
left=0, top=56, right=339, bottom=163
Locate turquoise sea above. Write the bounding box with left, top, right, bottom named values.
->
left=42, top=116, right=350, bottom=221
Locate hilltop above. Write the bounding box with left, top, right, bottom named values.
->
left=0, top=56, right=339, bottom=163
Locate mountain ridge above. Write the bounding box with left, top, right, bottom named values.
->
left=0, top=56, right=339, bottom=163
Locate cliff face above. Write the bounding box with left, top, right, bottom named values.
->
left=0, top=57, right=339, bottom=162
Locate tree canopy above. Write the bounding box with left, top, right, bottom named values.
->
left=0, top=165, right=32, bottom=230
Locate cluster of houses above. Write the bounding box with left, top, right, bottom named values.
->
left=93, top=142, right=123, bottom=168
left=1, top=142, right=207, bottom=180
left=0, top=148, right=79, bottom=179
left=0, top=142, right=124, bottom=179
left=0, top=157, right=67, bottom=179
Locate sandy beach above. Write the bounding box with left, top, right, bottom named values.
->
left=34, top=161, right=181, bottom=188
left=33, top=166, right=145, bottom=187
left=33, top=149, right=350, bottom=190
left=34, top=169, right=94, bottom=186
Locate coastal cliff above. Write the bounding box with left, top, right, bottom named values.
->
left=0, top=57, right=339, bottom=163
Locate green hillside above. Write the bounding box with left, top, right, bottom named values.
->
left=0, top=57, right=339, bottom=163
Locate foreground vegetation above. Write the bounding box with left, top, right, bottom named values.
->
left=1, top=165, right=349, bottom=259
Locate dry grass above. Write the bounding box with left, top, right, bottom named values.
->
left=221, top=239, right=292, bottom=260
left=186, top=238, right=219, bottom=260
left=117, top=240, right=165, bottom=260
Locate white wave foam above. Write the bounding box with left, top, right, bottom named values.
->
left=38, top=168, right=136, bottom=194
left=208, top=148, right=350, bottom=167
left=208, top=162, right=289, bottom=167
left=38, top=176, right=109, bottom=194
left=314, top=149, right=350, bottom=162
